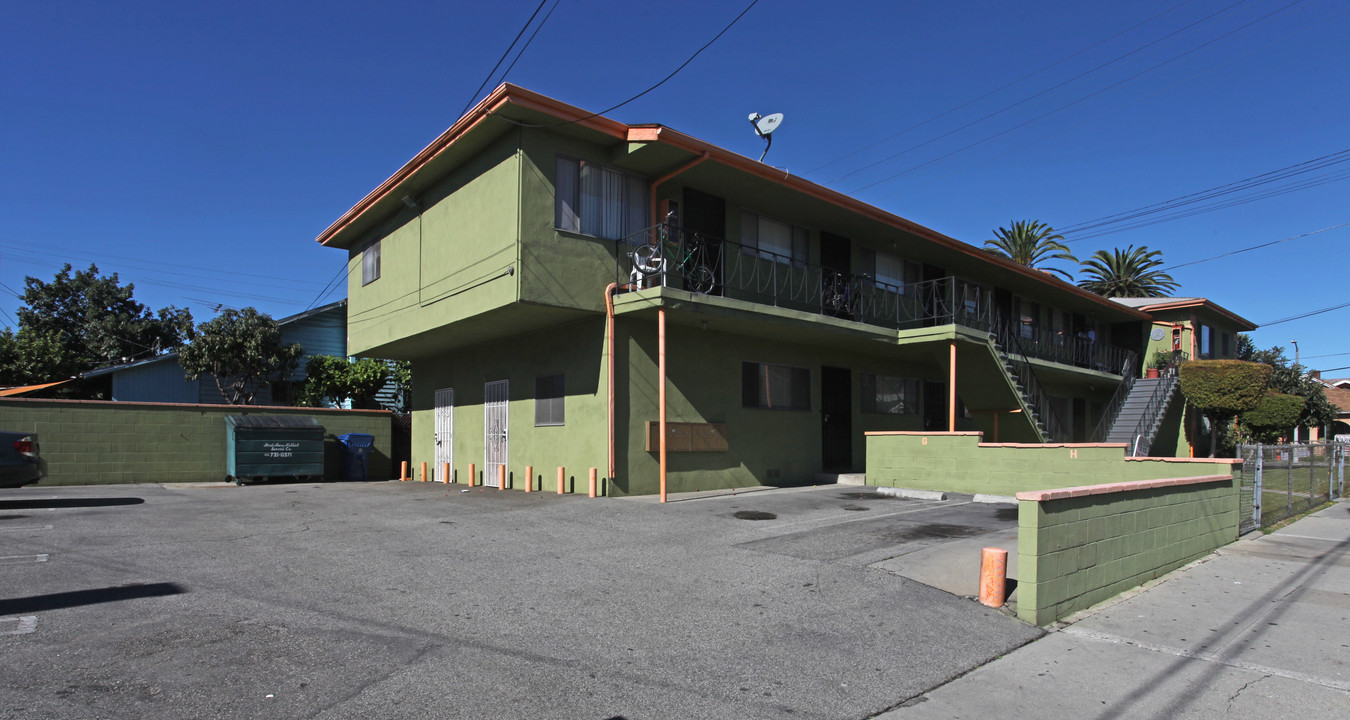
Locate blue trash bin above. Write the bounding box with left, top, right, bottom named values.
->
left=337, top=433, right=374, bottom=481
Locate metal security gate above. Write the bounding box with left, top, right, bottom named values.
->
left=484, top=380, right=508, bottom=488
left=434, top=388, right=454, bottom=483
left=1238, top=442, right=1346, bottom=533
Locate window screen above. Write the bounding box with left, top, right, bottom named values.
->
left=535, top=374, right=564, bottom=426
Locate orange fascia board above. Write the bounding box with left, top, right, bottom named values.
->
left=0, top=379, right=74, bottom=396
left=864, top=431, right=984, bottom=437
left=977, top=442, right=1129, bottom=448
left=316, top=84, right=629, bottom=247
left=1135, top=298, right=1257, bottom=331
left=1016, top=474, right=1232, bottom=502
left=625, top=125, right=1148, bottom=320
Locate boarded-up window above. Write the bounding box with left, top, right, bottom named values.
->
left=742, top=362, right=810, bottom=410
left=535, top=374, right=564, bottom=426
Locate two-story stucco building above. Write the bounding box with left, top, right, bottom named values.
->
left=315, top=84, right=1218, bottom=496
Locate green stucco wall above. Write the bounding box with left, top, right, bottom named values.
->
left=1017, top=478, right=1239, bottom=624
left=346, top=134, right=523, bottom=357
left=864, top=432, right=1240, bottom=496
left=0, top=399, right=393, bottom=485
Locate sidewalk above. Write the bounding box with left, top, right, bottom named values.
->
left=877, top=500, right=1350, bottom=719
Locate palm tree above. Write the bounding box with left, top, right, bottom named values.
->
left=1077, top=245, right=1180, bottom=298
left=984, top=220, right=1077, bottom=281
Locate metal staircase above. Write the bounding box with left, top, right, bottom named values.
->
left=1094, top=360, right=1184, bottom=456
left=988, top=322, right=1064, bottom=443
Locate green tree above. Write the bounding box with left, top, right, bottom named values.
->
left=984, top=220, right=1078, bottom=281
left=1240, top=392, right=1306, bottom=444
left=13, top=264, right=193, bottom=378
left=1077, top=246, right=1180, bottom=298
left=178, top=308, right=302, bottom=405
left=298, top=356, right=390, bottom=408
left=1236, top=336, right=1336, bottom=436
left=1179, top=359, right=1272, bottom=457
left=0, top=328, right=69, bottom=386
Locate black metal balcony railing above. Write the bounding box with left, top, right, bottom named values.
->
left=614, top=228, right=1136, bottom=376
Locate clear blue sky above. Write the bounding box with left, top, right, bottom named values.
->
left=2, top=1, right=1346, bottom=371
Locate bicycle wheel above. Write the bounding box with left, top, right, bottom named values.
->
left=687, top=265, right=716, bottom=294
left=632, top=244, right=662, bottom=275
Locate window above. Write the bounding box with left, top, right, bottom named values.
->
left=1221, top=332, right=1231, bottom=357
left=861, top=248, right=919, bottom=294
left=535, top=374, right=564, bottom=426
left=1199, top=324, right=1214, bottom=359
left=741, top=211, right=808, bottom=267
left=742, top=362, right=810, bottom=410
left=860, top=373, right=919, bottom=415
left=555, top=156, right=649, bottom=241
left=361, top=239, right=381, bottom=285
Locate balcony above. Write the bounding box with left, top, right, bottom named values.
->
left=614, top=228, right=1134, bottom=377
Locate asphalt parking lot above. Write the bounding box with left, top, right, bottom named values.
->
left=0, top=481, right=1040, bottom=719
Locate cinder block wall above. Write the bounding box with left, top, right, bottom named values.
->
left=1, top=398, right=392, bottom=485
left=1016, top=476, right=1239, bottom=625
left=864, top=432, right=1241, bottom=495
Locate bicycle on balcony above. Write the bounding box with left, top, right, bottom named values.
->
left=630, top=225, right=717, bottom=294
left=821, top=271, right=862, bottom=320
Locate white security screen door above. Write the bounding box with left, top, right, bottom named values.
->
left=434, top=388, right=454, bottom=482
left=484, top=380, right=509, bottom=488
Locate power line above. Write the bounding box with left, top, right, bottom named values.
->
left=1304, top=352, right=1350, bottom=360
left=458, top=0, right=551, bottom=119
left=804, top=0, right=1201, bottom=178
left=500, top=0, right=761, bottom=130
left=1261, top=300, right=1350, bottom=327
left=0, top=238, right=328, bottom=289
left=497, top=0, right=560, bottom=83
left=1161, top=222, right=1349, bottom=271
left=856, top=0, right=1309, bottom=196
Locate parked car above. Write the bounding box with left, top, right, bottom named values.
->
left=0, top=431, right=44, bottom=488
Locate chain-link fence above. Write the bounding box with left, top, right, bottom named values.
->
left=1237, top=442, right=1346, bottom=534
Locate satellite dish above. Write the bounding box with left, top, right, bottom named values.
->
left=748, top=112, right=784, bottom=162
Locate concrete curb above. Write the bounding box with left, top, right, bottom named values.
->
left=875, top=487, right=947, bottom=501
left=973, top=494, right=1017, bottom=504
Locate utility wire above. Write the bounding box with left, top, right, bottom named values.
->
left=498, top=0, right=560, bottom=83
left=458, top=0, right=551, bottom=119
left=499, top=0, right=761, bottom=129
left=804, top=0, right=1200, bottom=177
left=1162, top=223, right=1350, bottom=271
left=857, top=0, right=1308, bottom=196
left=833, top=0, right=1253, bottom=187
left=1261, top=300, right=1350, bottom=327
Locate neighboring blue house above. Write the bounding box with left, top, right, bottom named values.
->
left=82, top=301, right=348, bottom=406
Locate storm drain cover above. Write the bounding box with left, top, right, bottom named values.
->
left=733, top=510, right=777, bottom=521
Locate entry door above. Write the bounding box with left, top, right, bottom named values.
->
left=821, top=366, right=852, bottom=471
left=923, top=380, right=946, bottom=431
left=682, top=188, right=726, bottom=295
left=484, top=380, right=508, bottom=488
left=434, top=388, right=454, bottom=482
left=819, top=233, right=852, bottom=319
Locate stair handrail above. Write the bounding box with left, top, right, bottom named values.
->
left=990, top=312, right=1067, bottom=442
left=1126, top=351, right=1189, bottom=456
left=1091, top=354, right=1137, bottom=442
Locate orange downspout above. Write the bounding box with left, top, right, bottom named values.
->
left=948, top=341, right=957, bottom=432
left=604, top=283, right=617, bottom=490
left=659, top=307, right=668, bottom=503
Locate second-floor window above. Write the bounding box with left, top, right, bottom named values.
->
left=555, top=156, right=649, bottom=241
left=361, top=239, right=381, bottom=285
left=741, top=211, right=808, bottom=267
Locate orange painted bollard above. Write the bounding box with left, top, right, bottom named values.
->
left=588, top=468, right=597, bottom=498
left=525, top=465, right=533, bottom=493
left=468, top=463, right=476, bottom=488
left=420, top=462, right=427, bottom=483
left=442, top=462, right=450, bottom=484
left=498, top=465, right=506, bottom=490
left=400, top=461, right=409, bottom=482
left=556, top=466, right=565, bottom=495
left=979, top=547, right=1008, bottom=608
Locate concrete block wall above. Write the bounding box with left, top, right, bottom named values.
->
left=1, top=398, right=393, bottom=485
left=1015, top=475, right=1239, bottom=625
left=864, top=431, right=1242, bottom=496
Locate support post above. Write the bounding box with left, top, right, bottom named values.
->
left=468, top=463, right=476, bottom=488
left=557, top=466, right=565, bottom=494
left=442, top=462, right=450, bottom=484
left=948, top=341, right=957, bottom=432
left=979, top=547, right=1008, bottom=608
left=589, top=468, right=597, bottom=498
left=420, top=462, right=427, bottom=483
left=525, top=465, right=533, bottom=493
left=498, top=464, right=506, bottom=490
left=399, top=461, right=409, bottom=481
left=659, top=307, right=668, bottom=503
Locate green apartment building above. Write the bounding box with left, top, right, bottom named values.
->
left=316, top=84, right=1199, bottom=496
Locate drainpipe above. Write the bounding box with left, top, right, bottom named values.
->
left=659, top=307, right=668, bottom=503
left=645, top=151, right=708, bottom=504
left=604, top=283, right=617, bottom=491
left=949, top=341, right=957, bottom=432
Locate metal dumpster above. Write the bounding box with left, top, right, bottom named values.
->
left=336, top=433, right=374, bottom=481
left=225, top=415, right=326, bottom=485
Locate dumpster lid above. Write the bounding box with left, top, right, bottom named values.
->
left=337, top=433, right=375, bottom=448
left=225, top=415, right=325, bottom=429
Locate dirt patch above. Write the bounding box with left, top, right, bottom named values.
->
left=733, top=510, right=778, bottom=521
